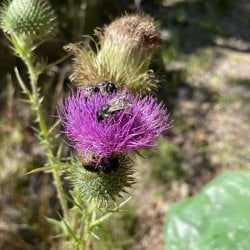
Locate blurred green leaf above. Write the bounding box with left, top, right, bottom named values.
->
left=164, top=171, right=250, bottom=250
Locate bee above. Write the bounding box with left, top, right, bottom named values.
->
left=82, top=155, right=119, bottom=174
left=85, top=80, right=117, bottom=97
left=96, top=97, right=132, bottom=122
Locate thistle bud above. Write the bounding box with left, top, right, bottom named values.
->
left=69, top=156, right=135, bottom=207
left=0, top=0, right=57, bottom=40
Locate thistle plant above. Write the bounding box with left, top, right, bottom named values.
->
left=0, top=0, right=69, bottom=223
left=1, top=1, right=170, bottom=248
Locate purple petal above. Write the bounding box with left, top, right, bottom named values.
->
left=58, top=89, right=170, bottom=160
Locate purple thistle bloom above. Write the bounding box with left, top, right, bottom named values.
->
left=59, top=89, right=170, bottom=161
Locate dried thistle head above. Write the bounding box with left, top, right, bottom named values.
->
left=0, top=0, right=57, bottom=41
left=102, top=14, right=160, bottom=55
left=65, top=14, right=160, bottom=94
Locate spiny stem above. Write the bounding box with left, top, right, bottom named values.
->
left=34, top=98, right=69, bottom=221
left=83, top=210, right=92, bottom=250
left=13, top=37, right=69, bottom=221
left=29, top=71, right=69, bottom=221
left=74, top=201, right=96, bottom=249
left=52, top=165, right=69, bottom=221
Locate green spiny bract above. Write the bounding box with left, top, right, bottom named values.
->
left=0, top=0, right=57, bottom=40
left=69, top=156, right=135, bottom=207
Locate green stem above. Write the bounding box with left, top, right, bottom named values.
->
left=89, top=211, right=113, bottom=230
left=31, top=73, right=69, bottom=221
left=74, top=201, right=96, bottom=250
left=52, top=166, right=69, bottom=220
left=25, top=56, right=38, bottom=95
left=13, top=37, right=69, bottom=221
left=34, top=100, right=69, bottom=221
left=83, top=210, right=92, bottom=250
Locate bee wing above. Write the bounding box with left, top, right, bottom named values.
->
left=108, top=97, right=131, bottom=107
left=106, top=98, right=132, bottom=113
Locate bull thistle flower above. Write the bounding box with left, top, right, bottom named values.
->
left=59, top=89, right=170, bottom=160
left=59, top=89, right=170, bottom=205
left=65, top=14, right=160, bottom=94
left=0, top=0, right=57, bottom=42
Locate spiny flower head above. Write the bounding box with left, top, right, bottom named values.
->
left=102, top=14, right=160, bottom=56
left=64, top=14, right=160, bottom=94
left=0, top=0, right=57, bottom=40
left=59, top=89, right=170, bottom=161
left=70, top=155, right=134, bottom=207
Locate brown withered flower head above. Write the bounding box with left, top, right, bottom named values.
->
left=103, top=14, right=160, bottom=54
